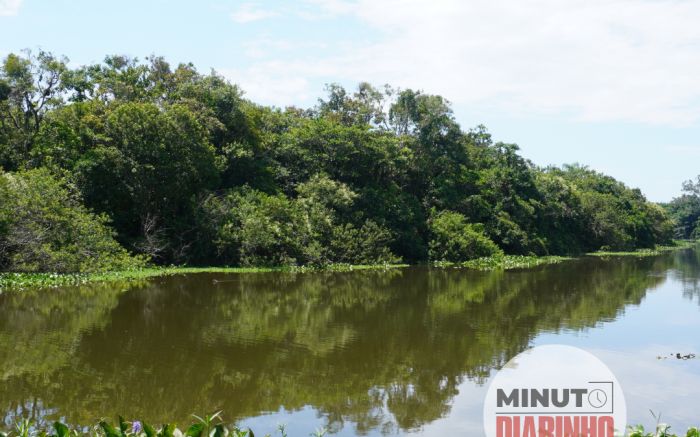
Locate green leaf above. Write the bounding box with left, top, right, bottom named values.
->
left=211, top=424, right=225, bottom=437
left=119, top=417, right=128, bottom=435
left=143, top=423, right=156, bottom=437
left=185, top=423, right=203, bottom=437
left=157, top=424, right=174, bottom=437
left=100, top=421, right=122, bottom=437
left=53, top=422, right=69, bottom=437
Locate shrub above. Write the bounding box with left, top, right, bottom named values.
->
left=0, top=169, right=145, bottom=273
left=330, top=220, right=399, bottom=264
left=201, top=181, right=399, bottom=267
left=428, top=210, right=502, bottom=262
left=205, top=189, right=307, bottom=266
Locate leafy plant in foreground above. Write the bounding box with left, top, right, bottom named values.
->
left=2, top=416, right=700, bottom=437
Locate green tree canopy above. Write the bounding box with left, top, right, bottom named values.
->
left=0, top=51, right=679, bottom=270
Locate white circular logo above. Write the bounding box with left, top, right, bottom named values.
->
left=483, top=345, right=626, bottom=437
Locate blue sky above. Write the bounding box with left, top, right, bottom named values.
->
left=2, top=0, right=700, bottom=201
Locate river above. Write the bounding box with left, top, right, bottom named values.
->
left=2, top=249, right=700, bottom=435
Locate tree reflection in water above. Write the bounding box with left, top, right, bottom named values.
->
left=0, top=253, right=681, bottom=433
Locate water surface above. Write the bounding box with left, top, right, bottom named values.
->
left=2, top=249, right=700, bottom=435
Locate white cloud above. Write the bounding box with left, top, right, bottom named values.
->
left=222, top=65, right=314, bottom=107
left=240, top=38, right=328, bottom=59
left=224, top=0, right=700, bottom=125
left=296, top=0, right=356, bottom=19
left=665, top=145, right=700, bottom=156
left=231, top=3, right=277, bottom=24
left=0, top=0, right=22, bottom=16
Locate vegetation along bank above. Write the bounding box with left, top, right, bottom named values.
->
left=2, top=50, right=700, bottom=279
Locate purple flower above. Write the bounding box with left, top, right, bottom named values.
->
left=132, top=421, right=142, bottom=434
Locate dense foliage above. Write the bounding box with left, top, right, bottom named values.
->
left=665, top=176, right=700, bottom=240
left=1, top=417, right=698, bottom=437
left=0, top=169, right=145, bottom=272
left=428, top=210, right=503, bottom=261
left=0, top=50, right=675, bottom=271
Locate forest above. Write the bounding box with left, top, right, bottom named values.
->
left=0, top=50, right=693, bottom=273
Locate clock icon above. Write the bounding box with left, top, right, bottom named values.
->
left=588, top=389, right=608, bottom=408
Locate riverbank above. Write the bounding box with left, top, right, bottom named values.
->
left=0, top=263, right=410, bottom=291
left=586, top=240, right=696, bottom=257
left=1, top=240, right=695, bottom=292
left=432, top=239, right=697, bottom=271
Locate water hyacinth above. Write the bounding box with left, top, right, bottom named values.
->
left=0, top=416, right=699, bottom=437
left=0, top=264, right=409, bottom=292
left=131, top=421, right=142, bottom=434
left=433, top=254, right=571, bottom=270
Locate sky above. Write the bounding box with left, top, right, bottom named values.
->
left=1, top=0, right=699, bottom=201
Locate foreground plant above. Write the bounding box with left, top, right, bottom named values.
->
left=0, top=413, right=335, bottom=437
left=628, top=424, right=700, bottom=437
left=0, top=415, right=259, bottom=437
left=2, top=416, right=700, bottom=437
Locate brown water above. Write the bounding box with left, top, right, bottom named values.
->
left=2, top=249, right=700, bottom=435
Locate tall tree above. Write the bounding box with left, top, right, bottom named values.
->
left=0, top=50, right=67, bottom=169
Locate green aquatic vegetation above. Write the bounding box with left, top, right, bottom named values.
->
left=1, top=417, right=699, bottom=437
left=0, top=416, right=260, bottom=437
left=0, top=271, right=158, bottom=290
left=588, top=240, right=696, bottom=257
left=627, top=411, right=700, bottom=437
left=309, top=428, right=327, bottom=437
left=590, top=249, right=666, bottom=257
left=0, top=264, right=409, bottom=291
left=434, top=255, right=571, bottom=270
left=628, top=425, right=700, bottom=437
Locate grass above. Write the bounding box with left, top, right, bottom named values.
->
left=0, top=263, right=409, bottom=292
left=433, top=255, right=572, bottom=271
left=587, top=240, right=697, bottom=257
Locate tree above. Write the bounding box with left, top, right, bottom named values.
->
left=0, top=169, right=143, bottom=272
left=428, top=211, right=502, bottom=262
left=534, top=171, right=586, bottom=254
left=199, top=176, right=398, bottom=267
left=38, top=101, right=219, bottom=261
left=317, top=82, right=390, bottom=128
left=0, top=50, right=67, bottom=169
left=667, top=176, right=700, bottom=239
left=552, top=164, right=673, bottom=250
left=0, top=50, right=679, bottom=270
